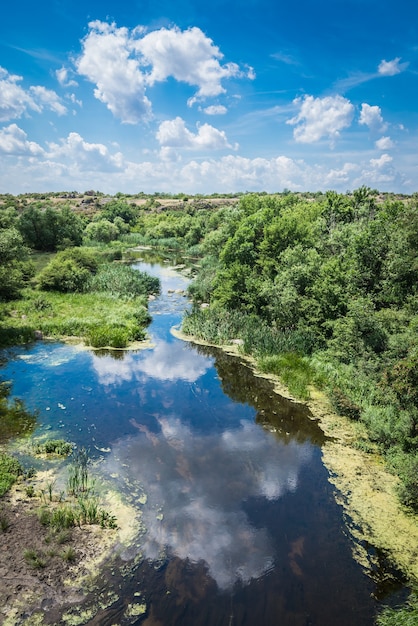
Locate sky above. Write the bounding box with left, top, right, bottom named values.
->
left=0, top=0, right=417, bottom=195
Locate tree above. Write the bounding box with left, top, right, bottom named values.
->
left=0, top=228, right=33, bottom=301
left=18, top=206, right=83, bottom=251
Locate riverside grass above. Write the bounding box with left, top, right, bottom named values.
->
left=0, top=288, right=150, bottom=349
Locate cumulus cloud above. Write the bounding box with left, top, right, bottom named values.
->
left=353, top=153, right=397, bottom=187
left=359, top=103, right=387, bottom=132
left=156, top=117, right=234, bottom=152
left=378, top=57, right=408, bottom=76
left=137, top=26, right=253, bottom=106
left=75, top=21, right=253, bottom=123
left=47, top=132, right=123, bottom=172
left=287, top=94, right=354, bottom=144
left=91, top=340, right=212, bottom=386
left=375, top=136, right=394, bottom=150
left=76, top=21, right=151, bottom=124
left=0, top=123, right=44, bottom=155
left=203, top=105, right=228, bottom=115
left=0, top=66, right=67, bottom=121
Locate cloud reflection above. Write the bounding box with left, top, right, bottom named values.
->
left=105, top=417, right=312, bottom=589
left=91, top=341, right=212, bottom=386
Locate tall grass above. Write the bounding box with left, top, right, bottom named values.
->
left=257, top=352, right=314, bottom=400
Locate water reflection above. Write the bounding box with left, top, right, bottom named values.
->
left=91, top=341, right=213, bottom=386
left=105, top=415, right=313, bottom=590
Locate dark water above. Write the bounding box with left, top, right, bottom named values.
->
left=0, top=257, right=406, bottom=625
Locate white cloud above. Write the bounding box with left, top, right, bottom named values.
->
left=56, top=66, right=78, bottom=88
left=359, top=103, right=387, bottom=131
left=106, top=418, right=312, bottom=589
left=0, top=123, right=44, bottom=155
left=29, top=86, right=67, bottom=116
left=0, top=67, right=40, bottom=121
left=287, top=94, right=354, bottom=144
left=76, top=21, right=152, bottom=124
left=378, top=57, right=408, bottom=76
left=353, top=153, right=397, bottom=186
left=375, top=136, right=394, bottom=150
left=0, top=66, right=67, bottom=121
left=47, top=132, right=124, bottom=172
left=75, top=21, right=253, bottom=123
left=156, top=117, right=234, bottom=151
left=203, top=105, right=228, bottom=115
left=137, top=26, right=253, bottom=106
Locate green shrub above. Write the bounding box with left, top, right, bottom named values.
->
left=37, top=248, right=98, bottom=293
left=0, top=453, right=23, bottom=496
left=329, top=387, right=361, bottom=420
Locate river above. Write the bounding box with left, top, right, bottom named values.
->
left=0, top=255, right=406, bottom=625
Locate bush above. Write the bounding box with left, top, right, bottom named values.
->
left=37, top=248, right=98, bottom=293
left=33, top=439, right=73, bottom=456
left=0, top=453, right=23, bottom=496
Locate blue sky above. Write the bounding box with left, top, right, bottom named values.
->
left=0, top=0, right=417, bottom=194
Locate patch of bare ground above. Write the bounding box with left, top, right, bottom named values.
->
left=0, top=482, right=124, bottom=625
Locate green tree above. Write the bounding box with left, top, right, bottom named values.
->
left=0, top=228, right=33, bottom=301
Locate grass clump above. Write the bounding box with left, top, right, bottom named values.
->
left=24, top=548, right=46, bottom=569
left=61, top=546, right=76, bottom=562
left=0, top=509, right=10, bottom=531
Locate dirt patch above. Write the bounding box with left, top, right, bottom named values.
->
left=0, top=478, right=137, bottom=625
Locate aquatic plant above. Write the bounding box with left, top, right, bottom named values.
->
left=67, top=448, right=90, bottom=496
left=33, top=439, right=73, bottom=456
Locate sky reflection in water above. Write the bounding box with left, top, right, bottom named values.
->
left=106, top=416, right=313, bottom=590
